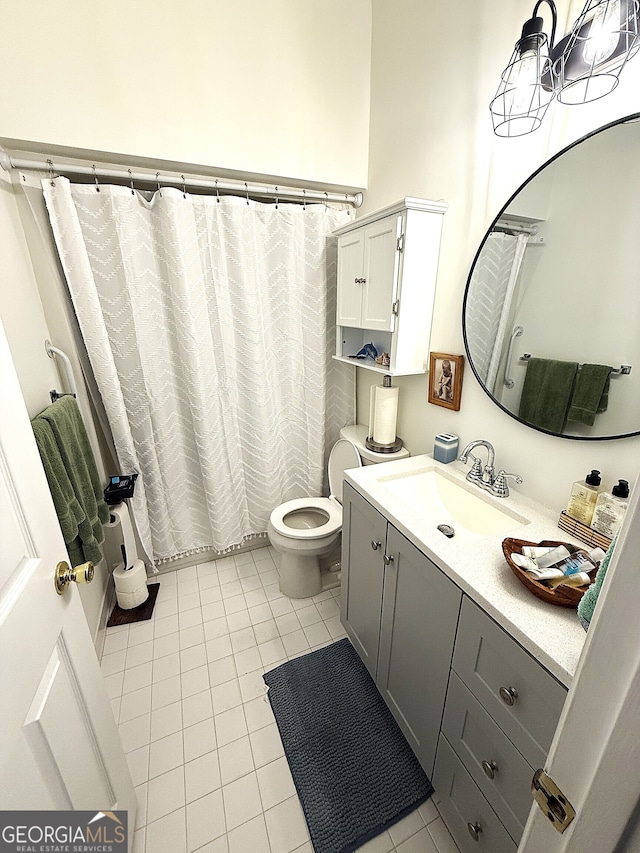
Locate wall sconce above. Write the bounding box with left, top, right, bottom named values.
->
left=491, top=0, right=640, bottom=137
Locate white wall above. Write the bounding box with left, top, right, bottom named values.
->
left=361, top=0, right=640, bottom=512
left=0, top=0, right=372, bottom=643
left=0, top=0, right=372, bottom=189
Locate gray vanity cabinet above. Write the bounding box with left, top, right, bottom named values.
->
left=341, top=483, right=462, bottom=777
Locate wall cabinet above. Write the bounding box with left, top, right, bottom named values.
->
left=333, top=197, right=447, bottom=376
left=340, top=485, right=568, bottom=852
left=340, top=483, right=462, bottom=778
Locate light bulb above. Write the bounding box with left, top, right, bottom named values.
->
left=506, top=49, right=543, bottom=115
left=583, top=0, right=621, bottom=64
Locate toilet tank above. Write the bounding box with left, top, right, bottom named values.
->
left=339, top=425, right=410, bottom=465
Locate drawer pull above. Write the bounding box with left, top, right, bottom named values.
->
left=467, top=821, right=482, bottom=841
left=482, top=759, right=498, bottom=779
left=499, top=685, right=518, bottom=706
left=371, top=540, right=382, bottom=551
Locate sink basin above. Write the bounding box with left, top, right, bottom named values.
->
left=376, top=466, right=530, bottom=536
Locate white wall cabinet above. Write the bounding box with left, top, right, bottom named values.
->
left=334, top=197, right=447, bottom=376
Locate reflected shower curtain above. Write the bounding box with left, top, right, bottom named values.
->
left=465, top=231, right=528, bottom=394
left=44, top=178, right=353, bottom=564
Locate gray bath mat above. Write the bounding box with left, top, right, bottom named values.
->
left=263, top=637, right=433, bottom=853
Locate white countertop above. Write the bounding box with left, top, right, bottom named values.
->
left=345, top=454, right=588, bottom=687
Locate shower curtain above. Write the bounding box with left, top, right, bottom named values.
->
left=43, top=178, right=353, bottom=565
left=465, top=231, right=528, bottom=395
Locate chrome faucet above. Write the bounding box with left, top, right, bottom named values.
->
left=458, top=439, right=522, bottom=498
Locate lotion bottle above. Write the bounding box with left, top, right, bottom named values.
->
left=566, top=470, right=603, bottom=526
left=592, top=479, right=630, bottom=538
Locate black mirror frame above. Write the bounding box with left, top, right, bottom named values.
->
left=462, top=111, right=640, bottom=442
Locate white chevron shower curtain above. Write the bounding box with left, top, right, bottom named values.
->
left=465, top=231, right=528, bottom=394
left=44, top=178, right=353, bottom=565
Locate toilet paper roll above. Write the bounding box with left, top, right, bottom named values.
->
left=106, top=502, right=139, bottom=569
left=113, top=559, right=148, bottom=595
left=369, top=383, right=399, bottom=445
left=116, top=585, right=149, bottom=610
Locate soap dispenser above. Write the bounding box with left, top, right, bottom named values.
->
left=591, top=479, right=630, bottom=538
left=566, top=470, right=604, bottom=526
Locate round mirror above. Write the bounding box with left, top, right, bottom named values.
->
left=463, top=114, right=640, bottom=440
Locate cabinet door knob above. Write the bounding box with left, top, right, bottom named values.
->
left=383, top=554, right=394, bottom=566
left=482, top=759, right=498, bottom=779
left=499, top=685, right=519, bottom=706
left=371, top=540, right=382, bottom=551
left=467, top=821, right=482, bottom=841
left=354, top=277, right=367, bottom=285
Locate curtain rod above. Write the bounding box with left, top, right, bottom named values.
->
left=493, top=221, right=538, bottom=236
left=0, top=150, right=364, bottom=208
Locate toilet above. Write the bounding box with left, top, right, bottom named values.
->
left=267, top=425, right=410, bottom=599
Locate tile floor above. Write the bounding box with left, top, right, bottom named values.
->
left=101, top=546, right=461, bottom=853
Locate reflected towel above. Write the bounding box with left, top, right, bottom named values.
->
left=567, top=364, right=612, bottom=426
left=37, top=396, right=109, bottom=566
left=518, top=358, right=578, bottom=433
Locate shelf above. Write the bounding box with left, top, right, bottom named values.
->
left=332, top=354, right=426, bottom=376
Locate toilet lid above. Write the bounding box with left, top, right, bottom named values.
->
left=328, top=439, right=361, bottom=505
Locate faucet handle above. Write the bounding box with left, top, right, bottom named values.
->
left=463, top=454, right=483, bottom=483
left=492, top=470, right=523, bottom=498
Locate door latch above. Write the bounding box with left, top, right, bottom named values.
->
left=532, top=769, right=576, bottom=834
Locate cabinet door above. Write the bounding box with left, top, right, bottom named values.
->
left=340, top=484, right=387, bottom=679
left=377, top=525, right=462, bottom=778
left=361, top=215, right=401, bottom=332
left=336, top=231, right=365, bottom=327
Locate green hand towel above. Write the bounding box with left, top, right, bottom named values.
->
left=31, top=416, right=86, bottom=544
left=39, top=396, right=109, bottom=566
left=567, top=364, right=612, bottom=426
left=577, top=535, right=617, bottom=627
left=518, top=358, right=578, bottom=433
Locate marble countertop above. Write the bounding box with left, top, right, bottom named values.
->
left=344, top=454, right=588, bottom=687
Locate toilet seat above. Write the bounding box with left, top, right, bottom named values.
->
left=269, top=496, right=341, bottom=540
left=269, top=439, right=361, bottom=541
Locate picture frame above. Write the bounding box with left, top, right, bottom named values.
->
left=428, top=352, right=464, bottom=411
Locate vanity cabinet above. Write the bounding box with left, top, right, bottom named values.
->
left=340, top=481, right=570, bottom=853
left=433, top=598, right=567, bottom=851
left=333, top=197, right=447, bottom=376
left=341, top=483, right=462, bottom=777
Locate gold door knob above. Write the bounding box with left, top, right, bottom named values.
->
left=55, top=560, right=94, bottom=595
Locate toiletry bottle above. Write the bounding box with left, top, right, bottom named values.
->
left=566, top=470, right=603, bottom=526
left=591, top=479, right=630, bottom=538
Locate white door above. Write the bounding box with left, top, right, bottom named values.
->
left=336, top=230, right=365, bottom=327
left=0, top=319, right=135, bottom=834
left=518, top=475, right=640, bottom=852
left=361, top=214, right=401, bottom=332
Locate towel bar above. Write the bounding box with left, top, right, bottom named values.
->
left=519, top=354, right=631, bottom=376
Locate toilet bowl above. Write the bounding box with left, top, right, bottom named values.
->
left=268, top=429, right=410, bottom=599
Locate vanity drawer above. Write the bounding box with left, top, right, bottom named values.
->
left=433, top=734, right=517, bottom=853
left=442, top=672, right=534, bottom=842
left=452, top=598, right=567, bottom=768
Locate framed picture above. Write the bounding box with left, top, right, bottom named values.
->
left=428, top=352, right=464, bottom=411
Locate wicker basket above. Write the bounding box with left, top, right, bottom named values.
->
left=502, top=538, right=598, bottom=608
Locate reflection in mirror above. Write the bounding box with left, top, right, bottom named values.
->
left=464, top=116, right=640, bottom=440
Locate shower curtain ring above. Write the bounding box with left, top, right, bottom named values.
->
left=215, top=179, right=220, bottom=203
left=128, top=169, right=135, bottom=195
left=92, top=165, right=100, bottom=193
left=324, top=192, right=328, bottom=209
left=245, top=182, right=249, bottom=205
left=275, top=187, right=279, bottom=210
left=181, top=175, right=187, bottom=199
left=156, top=171, right=162, bottom=198
left=47, top=158, right=55, bottom=186
left=302, top=189, right=306, bottom=211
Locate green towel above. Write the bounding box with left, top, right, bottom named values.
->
left=37, top=396, right=109, bottom=567
left=567, top=364, right=612, bottom=426
left=31, top=417, right=86, bottom=545
left=577, top=535, right=617, bottom=627
left=518, top=358, right=578, bottom=433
